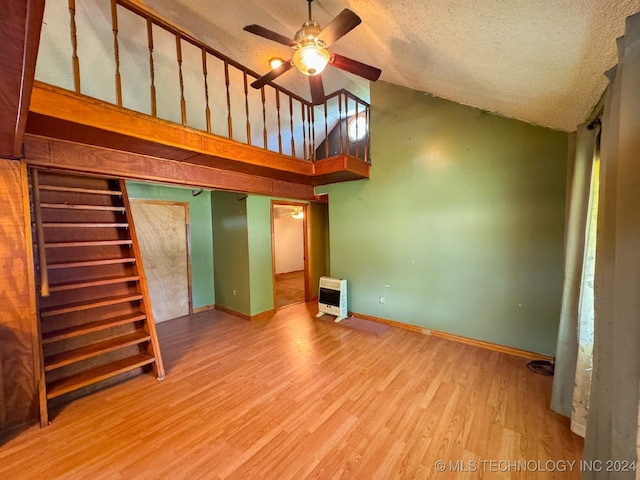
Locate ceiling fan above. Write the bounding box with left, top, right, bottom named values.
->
left=275, top=205, right=304, bottom=219
left=243, top=0, right=382, bottom=105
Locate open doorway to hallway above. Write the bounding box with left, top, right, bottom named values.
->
left=271, top=202, right=308, bottom=309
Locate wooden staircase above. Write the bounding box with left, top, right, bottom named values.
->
left=31, top=169, right=164, bottom=424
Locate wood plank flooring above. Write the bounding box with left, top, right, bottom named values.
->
left=0, top=303, right=583, bottom=479
left=275, top=270, right=305, bottom=309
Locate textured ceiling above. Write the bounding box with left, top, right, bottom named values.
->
left=143, top=0, right=640, bottom=131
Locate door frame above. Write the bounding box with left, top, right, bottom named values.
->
left=270, top=200, right=310, bottom=309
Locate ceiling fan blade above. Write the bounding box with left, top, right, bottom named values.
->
left=243, top=24, right=297, bottom=47
left=250, top=60, right=294, bottom=89
left=330, top=53, right=381, bottom=81
left=316, top=9, right=361, bottom=47
left=309, top=75, right=325, bottom=105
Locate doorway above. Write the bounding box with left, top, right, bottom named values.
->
left=271, top=201, right=308, bottom=309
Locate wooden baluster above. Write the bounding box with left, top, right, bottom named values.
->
left=176, top=34, right=187, bottom=126
left=68, top=0, right=81, bottom=93
left=224, top=60, right=232, bottom=139
left=301, top=102, right=308, bottom=161
left=243, top=72, right=251, bottom=145
left=147, top=19, right=157, bottom=117
left=346, top=95, right=352, bottom=155
left=289, top=96, right=295, bottom=158
left=338, top=92, right=344, bottom=155
left=111, top=0, right=123, bottom=106
left=261, top=87, right=267, bottom=149
left=365, top=104, right=370, bottom=164
left=202, top=49, right=211, bottom=133
left=311, top=106, right=316, bottom=162
left=276, top=89, right=282, bottom=154
left=355, top=100, right=360, bottom=159
left=324, top=100, right=329, bottom=159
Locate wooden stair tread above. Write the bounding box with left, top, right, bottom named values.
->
left=32, top=172, right=165, bottom=415
left=46, top=353, right=155, bottom=399
left=43, top=222, right=129, bottom=228
left=39, top=185, right=122, bottom=196
left=48, top=258, right=136, bottom=269
left=49, top=275, right=140, bottom=292
left=42, top=313, right=147, bottom=344
left=45, top=240, right=133, bottom=248
left=40, top=203, right=126, bottom=212
left=44, top=331, right=151, bottom=371
left=40, top=293, right=143, bottom=317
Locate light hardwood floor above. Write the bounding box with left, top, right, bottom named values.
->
left=0, top=303, right=583, bottom=479
left=275, top=270, right=305, bottom=309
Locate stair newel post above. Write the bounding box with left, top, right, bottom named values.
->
left=118, top=180, right=165, bottom=380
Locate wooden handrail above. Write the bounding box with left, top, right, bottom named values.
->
left=116, top=0, right=309, bottom=105
left=31, top=169, right=50, bottom=297
left=325, top=88, right=371, bottom=108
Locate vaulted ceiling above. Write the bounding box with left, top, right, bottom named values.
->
left=145, top=1, right=640, bottom=131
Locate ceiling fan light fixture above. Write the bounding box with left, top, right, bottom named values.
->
left=292, top=207, right=304, bottom=219
left=269, top=57, right=285, bottom=69
left=293, top=44, right=330, bottom=76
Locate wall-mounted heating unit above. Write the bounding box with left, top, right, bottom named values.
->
left=316, top=276, right=348, bottom=322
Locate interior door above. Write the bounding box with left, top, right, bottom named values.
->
left=129, top=200, right=191, bottom=322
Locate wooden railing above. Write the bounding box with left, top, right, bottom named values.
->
left=35, top=0, right=371, bottom=164
left=314, top=89, right=371, bottom=162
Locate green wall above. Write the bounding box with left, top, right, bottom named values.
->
left=247, top=196, right=275, bottom=315
left=211, top=191, right=251, bottom=316
left=308, top=202, right=329, bottom=297
left=215, top=194, right=327, bottom=317
left=126, top=181, right=215, bottom=309
left=318, top=81, right=568, bottom=355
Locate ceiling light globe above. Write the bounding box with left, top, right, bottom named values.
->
left=269, top=57, right=284, bottom=69
left=293, top=45, right=330, bottom=76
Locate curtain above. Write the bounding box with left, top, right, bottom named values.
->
left=571, top=155, right=599, bottom=436
left=550, top=124, right=597, bottom=420
left=583, top=12, right=640, bottom=480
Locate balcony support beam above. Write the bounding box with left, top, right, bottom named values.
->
left=27, top=82, right=369, bottom=189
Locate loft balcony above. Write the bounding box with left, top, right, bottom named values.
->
left=26, top=0, right=371, bottom=189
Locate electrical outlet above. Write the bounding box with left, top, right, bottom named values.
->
left=379, top=296, right=385, bottom=304
left=232, top=289, right=237, bottom=296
